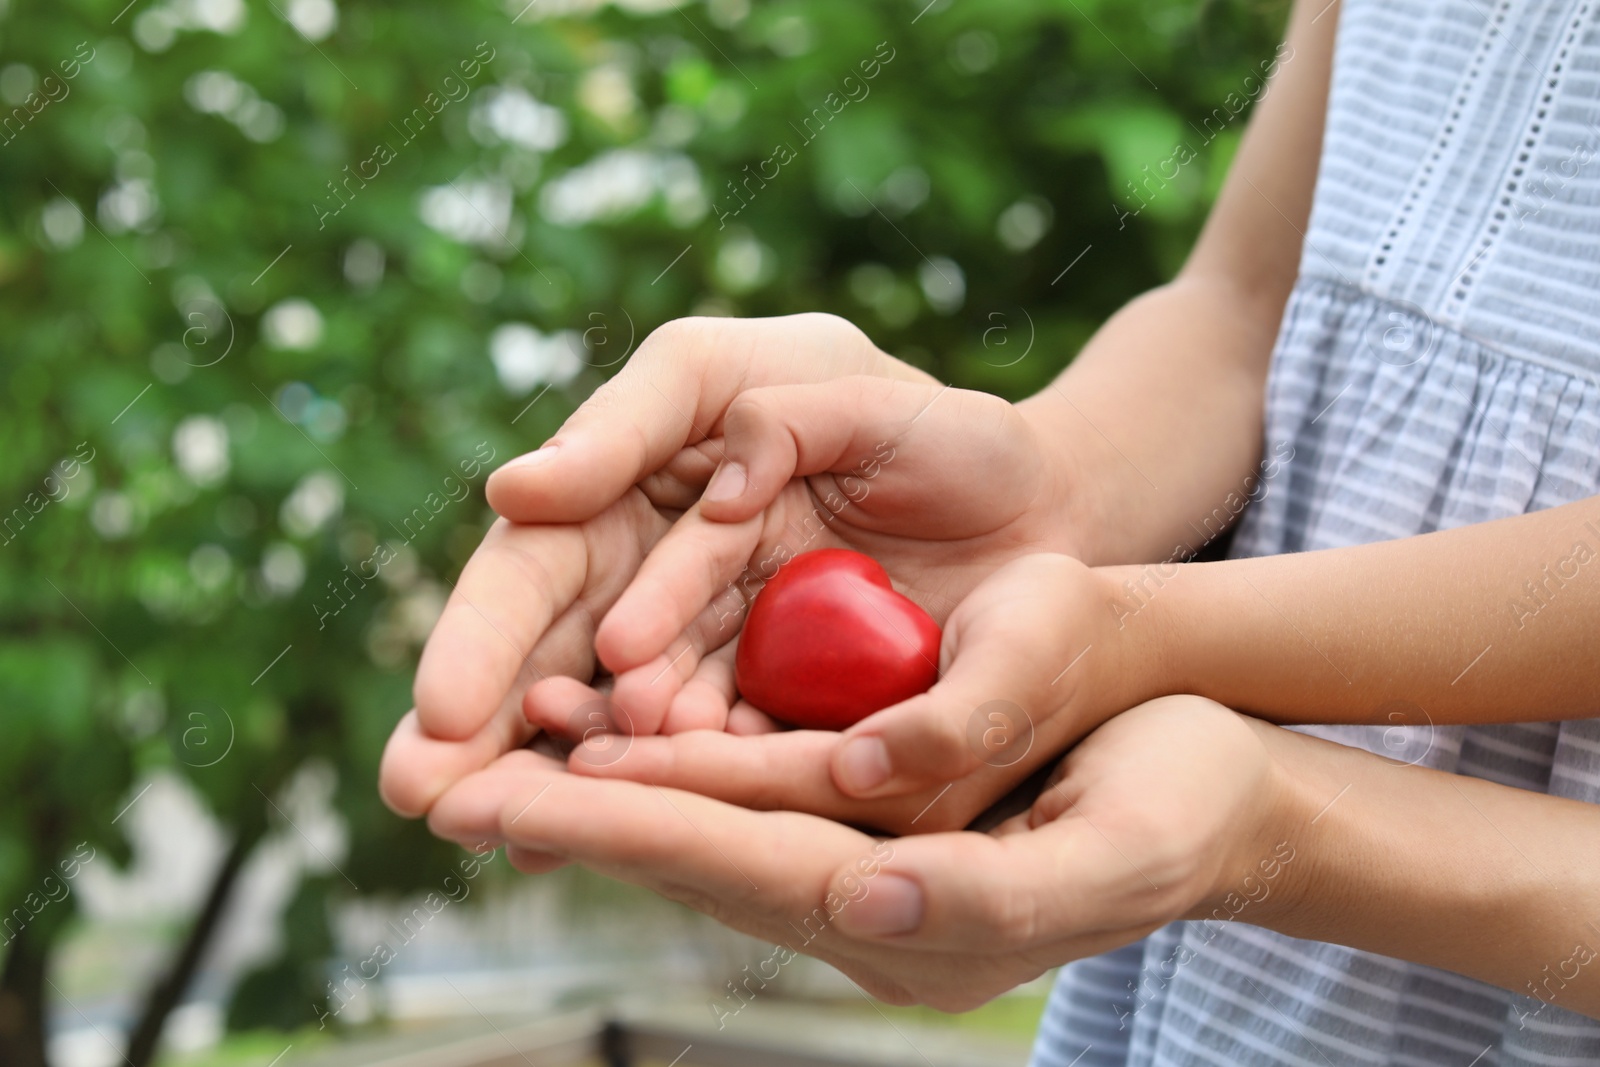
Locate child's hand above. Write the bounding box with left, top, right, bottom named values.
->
left=541, top=552, right=1148, bottom=835
left=425, top=694, right=1287, bottom=1012
left=523, top=377, right=1081, bottom=742
left=380, top=313, right=933, bottom=820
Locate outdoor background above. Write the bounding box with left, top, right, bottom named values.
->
left=0, top=0, right=1284, bottom=1064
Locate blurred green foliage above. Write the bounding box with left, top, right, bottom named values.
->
left=0, top=0, right=1283, bottom=1056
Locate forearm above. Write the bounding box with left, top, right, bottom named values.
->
left=1016, top=0, right=1334, bottom=568
left=1017, top=278, right=1280, bottom=567
left=1237, top=718, right=1600, bottom=1019
left=1116, top=495, right=1600, bottom=726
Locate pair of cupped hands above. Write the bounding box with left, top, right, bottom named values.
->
left=380, top=315, right=1286, bottom=1010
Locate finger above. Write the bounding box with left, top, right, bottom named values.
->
left=426, top=747, right=566, bottom=849
left=521, top=677, right=646, bottom=770
left=606, top=634, right=705, bottom=736
left=592, top=499, right=770, bottom=674
left=659, top=642, right=739, bottom=733
left=413, top=518, right=586, bottom=741
left=496, top=769, right=875, bottom=909
left=568, top=729, right=841, bottom=810
left=827, top=821, right=1152, bottom=954
left=486, top=314, right=908, bottom=524
left=521, top=675, right=609, bottom=738
left=636, top=439, right=724, bottom=511
left=379, top=704, right=536, bottom=818
left=726, top=702, right=784, bottom=735
left=698, top=377, right=933, bottom=523
left=484, top=321, right=723, bottom=524
left=565, top=728, right=971, bottom=833
left=507, top=846, right=571, bottom=875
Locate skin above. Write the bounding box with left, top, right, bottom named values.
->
left=384, top=0, right=1600, bottom=1023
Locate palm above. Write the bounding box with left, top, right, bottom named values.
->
left=534, top=382, right=1076, bottom=738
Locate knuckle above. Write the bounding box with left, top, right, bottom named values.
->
left=975, top=878, right=1042, bottom=949
left=721, top=390, right=776, bottom=441
left=794, top=310, right=866, bottom=344
left=920, top=714, right=981, bottom=777
left=641, top=315, right=712, bottom=353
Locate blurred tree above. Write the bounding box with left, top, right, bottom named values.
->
left=0, top=0, right=1283, bottom=1063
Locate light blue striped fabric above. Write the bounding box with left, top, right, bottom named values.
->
left=1032, top=0, right=1600, bottom=1063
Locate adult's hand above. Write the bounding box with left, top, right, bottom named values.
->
left=380, top=313, right=932, bottom=819
left=426, top=695, right=1289, bottom=1010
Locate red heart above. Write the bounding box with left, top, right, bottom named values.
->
left=734, top=548, right=941, bottom=730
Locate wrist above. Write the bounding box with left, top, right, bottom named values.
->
left=1091, top=562, right=1185, bottom=712
left=1015, top=394, right=1111, bottom=565
left=1185, top=714, right=1318, bottom=926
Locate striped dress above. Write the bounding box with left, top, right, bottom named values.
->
left=1032, top=0, right=1600, bottom=1063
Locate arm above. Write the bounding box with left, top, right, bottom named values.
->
left=458, top=694, right=1600, bottom=1022
left=1252, top=712, right=1600, bottom=1020
left=1118, top=494, right=1600, bottom=726
left=1020, top=0, right=1336, bottom=566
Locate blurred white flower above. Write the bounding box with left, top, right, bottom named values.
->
left=997, top=196, right=1053, bottom=252
left=99, top=178, right=159, bottom=233
left=284, top=0, right=337, bottom=40
left=766, top=14, right=813, bottom=56
left=715, top=232, right=774, bottom=293
left=233, top=98, right=284, bottom=142
left=658, top=154, right=707, bottom=226
left=0, top=64, right=36, bottom=107
left=539, top=149, right=655, bottom=226
left=489, top=323, right=583, bottom=394
left=173, top=415, right=230, bottom=487
left=184, top=71, right=283, bottom=142
left=418, top=179, right=512, bottom=246
left=952, top=30, right=999, bottom=74
left=92, top=491, right=136, bottom=540
left=260, top=541, right=305, bottom=596
left=399, top=583, right=448, bottom=644
left=182, top=0, right=248, bottom=34
left=471, top=86, right=567, bottom=151
left=881, top=166, right=930, bottom=215
left=578, top=65, right=637, bottom=125
left=261, top=299, right=324, bottom=350
left=280, top=471, right=343, bottom=538
left=918, top=256, right=966, bottom=314
left=40, top=198, right=83, bottom=249
left=135, top=0, right=247, bottom=48
left=133, top=8, right=180, bottom=51
left=343, top=239, right=385, bottom=287
left=188, top=543, right=233, bottom=591
left=186, top=70, right=243, bottom=114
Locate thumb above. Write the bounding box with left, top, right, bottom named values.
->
left=486, top=320, right=717, bottom=523
left=696, top=376, right=942, bottom=523
left=830, top=555, right=1092, bottom=798
left=487, top=314, right=920, bottom=524
left=825, top=823, right=1146, bottom=956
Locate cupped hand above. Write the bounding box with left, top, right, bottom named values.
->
left=427, top=694, right=1292, bottom=1011
left=523, top=374, right=1084, bottom=742
left=380, top=313, right=936, bottom=820
left=550, top=552, right=1146, bottom=835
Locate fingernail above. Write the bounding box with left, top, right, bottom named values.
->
left=503, top=443, right=560, bottom=470
left=836, top=736, right=891, bottom=793
left=841, top=872, right=923, bottom=936
left=703, top=461, right=748, bottom=503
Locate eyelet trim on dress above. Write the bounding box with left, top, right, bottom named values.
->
left=1365, top=0, right=1516, bottom=288
left=1443, top=0, right=1593, bottom=318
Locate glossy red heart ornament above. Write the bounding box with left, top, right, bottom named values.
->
left=734, top=548, right=941, bottom=730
